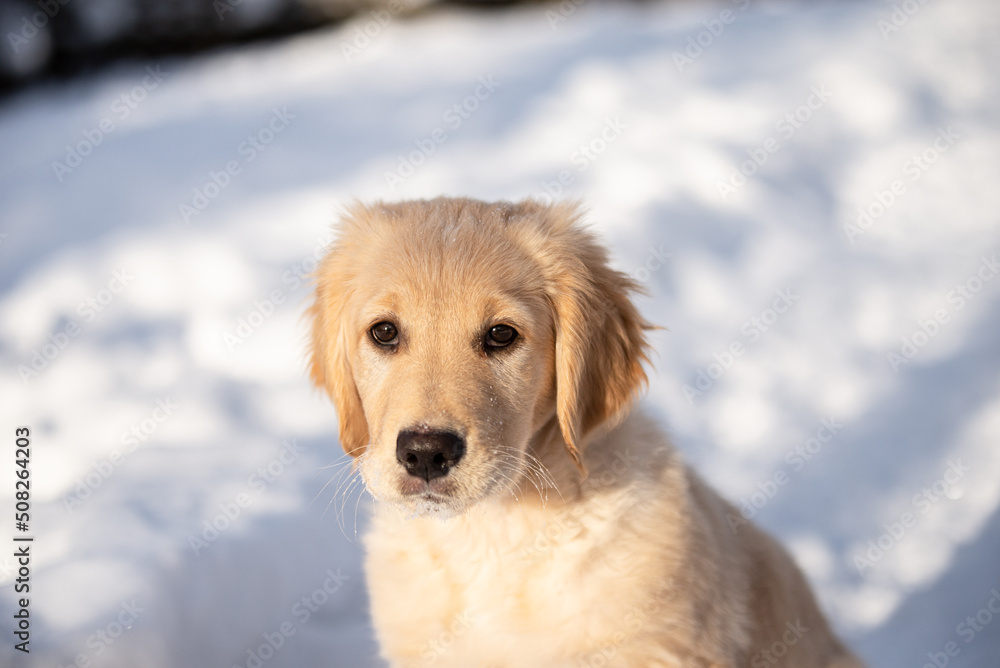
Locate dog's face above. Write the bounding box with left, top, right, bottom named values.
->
left=309, top=198, right=649, bottom=517
left=336, top=226, right=559, bottom=516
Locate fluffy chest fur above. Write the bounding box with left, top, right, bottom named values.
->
left=363, top=416, right=733, bottom=668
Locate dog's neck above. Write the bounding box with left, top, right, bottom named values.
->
left=518, top=414, right=599, bottom=508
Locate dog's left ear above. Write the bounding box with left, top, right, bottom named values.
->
left=533, top=205, right=653, bottom=473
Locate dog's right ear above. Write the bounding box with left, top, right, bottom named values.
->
left=308, top=253, right=369, bottom=459
left=512, top=200, right=652, bottom=475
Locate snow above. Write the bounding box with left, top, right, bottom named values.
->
left=2, top=0, right=1000, bottom=666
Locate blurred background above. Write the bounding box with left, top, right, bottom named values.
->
left=0, top=0, right=425, bottom=85
left=2, top=0, right=1000, bottom=666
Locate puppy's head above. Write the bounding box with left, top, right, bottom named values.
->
left=309, top=198, right=650, bottom=517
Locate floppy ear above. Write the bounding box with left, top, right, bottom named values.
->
left=540, top=209, right=653, bottom=473
left=308, top=254, right=369, bottom=458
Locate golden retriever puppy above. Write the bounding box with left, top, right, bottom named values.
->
left=308, top=197, right=863, bottom=668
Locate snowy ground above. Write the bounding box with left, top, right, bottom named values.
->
left=2, top=0, right=1000, bottom=666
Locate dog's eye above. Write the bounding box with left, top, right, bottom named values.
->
left=485, top=324, right=517, bottom=349
left=371, top=321, right=399, bottom=346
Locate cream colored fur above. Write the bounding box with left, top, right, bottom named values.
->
left=308, top=197, right=864, bottom=668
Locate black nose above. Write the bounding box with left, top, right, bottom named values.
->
left=396, top=430, right=466, bottom=482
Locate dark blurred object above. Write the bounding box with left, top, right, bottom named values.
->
left=0, top=0, right=435, bottom=85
